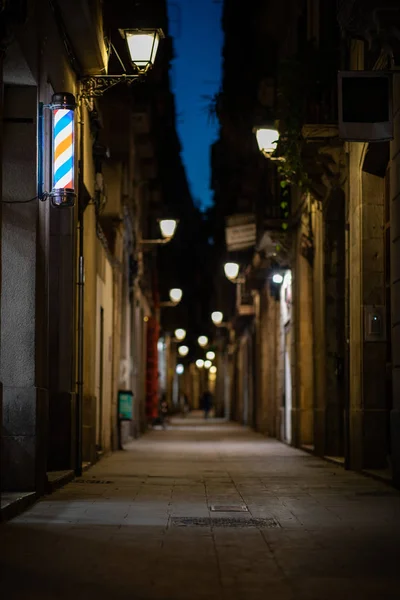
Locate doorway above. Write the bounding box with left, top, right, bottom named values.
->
left=281, top=271, right=293, bottom=444
left=284, top=322, right=292, bottom=444
left=325, top=192, right=346, bottom=459
left=96, top=307, right=104, bottom=450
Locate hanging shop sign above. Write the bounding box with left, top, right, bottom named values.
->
left=338, top=71, right=393, bottom=142
left=225, top=214, right=256, bottom=251
left=50, top=92, right=76, bottom=207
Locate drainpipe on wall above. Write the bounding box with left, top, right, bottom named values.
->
left=344, top=150, right=351, bottom=471
left=0, top=50, right=3, bottom=501
left=75, top=97, right=85, bottom=476
left=340, top=36, right=351, bottom=471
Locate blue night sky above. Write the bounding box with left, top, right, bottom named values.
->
left=167, top=0, right=223, bottom=211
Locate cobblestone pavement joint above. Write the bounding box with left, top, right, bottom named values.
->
left=1, top=415, right=400, bottom=599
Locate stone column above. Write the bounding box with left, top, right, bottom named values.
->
left=348, top=143, right=387, bottom=470
left=348, top=141, right=364, bottom=469
left=293, top=196, right=314, bottom=448
left=312, top=199, right=326, bottom=455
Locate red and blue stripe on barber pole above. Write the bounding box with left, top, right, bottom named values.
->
left=53, top=108, right=74, bottom=192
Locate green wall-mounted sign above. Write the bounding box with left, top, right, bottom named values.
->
left=118, top=390, right=133, bottom=421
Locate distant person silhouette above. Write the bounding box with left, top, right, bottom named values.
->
left=201, top=390, right=213, bottom=419
left=183, top=393, right=190, bottom=416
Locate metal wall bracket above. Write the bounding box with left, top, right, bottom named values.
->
left=79, top=74, right=141, bottom=98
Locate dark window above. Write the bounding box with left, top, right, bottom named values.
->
left=342, top=77, right=389, bottom=123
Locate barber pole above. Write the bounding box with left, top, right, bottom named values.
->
left=51, top=93, right=76, bottom=207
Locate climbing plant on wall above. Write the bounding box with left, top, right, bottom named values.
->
left=276, top=52, right=312, bottom=188
left=274, top=40, right=333, bottom=229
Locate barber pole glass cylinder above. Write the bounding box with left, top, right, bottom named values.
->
left=51, top=93, right=76, bottom=207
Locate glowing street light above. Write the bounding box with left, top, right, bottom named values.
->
left=272, top=273, right=284, bottom=284
left=159, top=219, right=177, bottom=239
left=204, top=360, right=212, bottom=369
left=140, top=219, right=178, bottom=247
left=210, top=366, right=217, bottom=374
left=80, top=28, right=165, bottom=98
left=211, top=311, right=223, bottom=325
left=198, top=335, right=208, bottom=348
left=176, top=364, right=184, bottom=375
left=196, top=359, right=204, bottom=369
left=254, top=126, right=280, bottom=156
left=178, top=345, right=189, bottom=357
left=123, top=28, right=163, bottom=72
left=169, top=288, right=182, bottom=304
left=175, top=328, right=186, bottom=341
left=224, top=262, right=240, bottom=281
left=206, top=351, right=215, bottom=361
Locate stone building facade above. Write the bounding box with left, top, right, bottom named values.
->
left=212, top=0, right=400, bottom=487
left=0, top=0, right=185, bottom=509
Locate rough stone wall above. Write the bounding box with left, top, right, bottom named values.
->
left=1, top=86, right=39, bottom=491
left=360, top=171, right=387, bottom=468
left=293, top=196, right=314, bottom=447
left=346, top=41, right=389, bottom=471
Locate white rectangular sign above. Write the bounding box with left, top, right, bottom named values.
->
left=225, top=223, right=256, bottom=251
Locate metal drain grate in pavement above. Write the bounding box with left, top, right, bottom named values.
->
left=171, top=517, right=279, bottom=528
left=210, top=505, right=248, bottom=512
left=75, top=479, right=114, bottom=484
left=355, top=491, right=396, bottom=497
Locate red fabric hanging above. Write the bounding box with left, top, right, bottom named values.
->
left=145, top=316, right=160, bottom=421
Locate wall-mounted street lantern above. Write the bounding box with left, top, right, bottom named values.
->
left=224, top=262, right=245, bottom=284
left=123, top=28, right=162, bottom=71
left=206, top=351, right=215, bottom=361
left=80, top=28, right=164, bottom=98
left=211, top=311, right=223, bottom=325
left=175, top=328, right=186, bottom=341
left=254, top=125, right=280, bottom=158
left=178, top=345, right=189, bottom=357
left=159, top=288, right=183, bottom=308
left=198, top=335, right=208, bottom=348
left=270, top=271, right=285, bottom=301
left=159, top=219, right=177, bottom=239
left=224, top=262, right=239, bottom=281
left=170, top=288, right=182, bottom=304
left=211, top=312, right=232, bottom=330
left=272, top=273, right=284, bottom=284
left=141, top=219, right=178, bottom=246
left=50, top=93, right=76, bottom=207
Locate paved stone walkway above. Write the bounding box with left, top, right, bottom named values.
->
left=1, top=416, right=400, bottom=599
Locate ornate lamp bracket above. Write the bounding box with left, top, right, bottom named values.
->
left=79, top=74, right=141, bottom=99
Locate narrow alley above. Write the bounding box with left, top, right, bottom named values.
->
left=1, top=416, right=400, bottom=600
